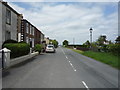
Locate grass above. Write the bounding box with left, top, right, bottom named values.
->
left=69, top=48, right=119, bottom=69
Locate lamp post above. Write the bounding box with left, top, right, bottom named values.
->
left=89, top=27, right=93, bottom=48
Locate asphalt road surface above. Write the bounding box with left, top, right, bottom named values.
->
left=2, top=47, right=119, bottom=88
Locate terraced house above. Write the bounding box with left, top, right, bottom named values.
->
left=0, top=1, right=44, bottom=49
left=21, top=19, right=44, bottom=47
left=21, top=19, right=35, bottom=48
left=0, top=1, right=22, bottom=49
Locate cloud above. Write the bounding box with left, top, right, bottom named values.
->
left=4, top=0, right=119, bottom=2
left=9, top=2, right=118, bottom=44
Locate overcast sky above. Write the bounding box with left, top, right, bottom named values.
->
left=8, top=1, right=118, bottom=45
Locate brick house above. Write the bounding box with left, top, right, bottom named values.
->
left=17, top=14, right=23, bottom=42
left=41, top=32, right=45, bottom=44
left=34, top=27, right=41, bottom=45
left=21, top=19, right=35, bottom=48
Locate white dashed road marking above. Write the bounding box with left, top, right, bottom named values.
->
left=61, top=48, right=76, bottom=72
left=82, top=81, right=89, bottom=90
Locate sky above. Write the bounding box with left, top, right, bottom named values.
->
left=7, top=1, right=118, bottom=45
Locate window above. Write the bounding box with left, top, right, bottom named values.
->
left=32, top=27, right=34, bottom=35
left=5, top=31, right=11, bottom=40
left=30, top=25, right=32, bottom=34
left=6, top=9, right=11, bottom=24
left=26, top=37, right=29, bottom=43
left=26, top=23, right=29, bottom=33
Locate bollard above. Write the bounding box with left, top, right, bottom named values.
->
left=2, top=50, right=4, bottom=69
left=0, top=48, right=11, bottom=69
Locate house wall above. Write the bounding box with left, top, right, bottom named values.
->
left=44, top=37, right=50, bottom=45
left=17, top=14, right=23, bottom=42
left=2, top=3, right=18, bottom=44
left=117, top=2, right=120, bottom=36
left=34, top=28, right=41, bottom=45
left=0, top=2, right=2, bottom=49
left=21, top=20, right=35, bottom=48
left=41, top=33, right=44, bottom=43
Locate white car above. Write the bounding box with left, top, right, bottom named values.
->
left=45, top=45, right=56, bottom=53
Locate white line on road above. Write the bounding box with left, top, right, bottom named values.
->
left=61, top=48, right=65, bottom=55
left=82, top=81, right=89, bottom=90
left=70, top=63, right=73, bottom=66
left=69, top=62, right=76, bottom=72
left=65, top=56, right=68, bottom=59
left=61, top=48, right=69, bottom=59
left=61, top=48, right=76, bottom=72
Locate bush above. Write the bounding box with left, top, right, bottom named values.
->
left=3, top=43, right=30, bottom=59
left=98, top=45, right=108, bottom=52
left=19, top=41, right=26, bottom=43
left=34, top=44, right=43, bottom=53
left=108, top=44, right=120, bottom=56
left=2, top=39, right=18, bottom=48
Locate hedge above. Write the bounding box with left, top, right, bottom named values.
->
left=107, top=44, right=120, bottom=56
left=34, top=44, right=43, bottom=54
left=2, top=39, right=18, bottom=48
left=3, top=43, right=30, bottom=59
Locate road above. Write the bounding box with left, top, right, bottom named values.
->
left=2, top=47, right=119, bottom=89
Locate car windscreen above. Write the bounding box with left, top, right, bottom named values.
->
left=47, top=46, right=54, bottom=48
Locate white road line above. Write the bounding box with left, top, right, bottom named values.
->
left=61, top=48, right=76, bottom=72
left=61, top=48, right=65, bottom=55
left=61, top=48, right=69, bottom=60
left=82, top=81, right=89, bottom=90
left=69, top=62, right=76, bottom=72
left=65, top=56, right=68, bottom=59
left=70, top=63, right=72, bottom=66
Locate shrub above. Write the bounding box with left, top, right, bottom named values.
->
left=34, top=44, right=43, bottom=53
left=99, top=45, right=108, bottom=52
left=3, top=43, right=30, bottom=59
left=108, top=44, right=120, bottom=56
left=19, top=41, right=26, bottom=43
left=2, top=39, right=18, bottom=48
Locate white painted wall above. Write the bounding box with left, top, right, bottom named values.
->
left=2, top=3, right=18, bottom=44
left=0, top=2, right=2, bottom=49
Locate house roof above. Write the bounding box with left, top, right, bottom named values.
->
left=2, top=1, right=20, bottom=15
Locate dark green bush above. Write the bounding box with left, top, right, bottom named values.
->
left=108, top=44, right=120, bottom=56
left=3, top=43, right=30, bottom=59
left=34, top=44, right=43, bottom=54
left=2, top=39, right=18, bottom=48
left=99, top=45, right=108, bottom=52
left=19, top=41, right=26, bottom=43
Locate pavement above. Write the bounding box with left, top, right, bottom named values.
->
left=2, top=47, right=119, bottom=88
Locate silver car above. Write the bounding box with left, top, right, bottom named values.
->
left=45, top=45, right=56, bottom=53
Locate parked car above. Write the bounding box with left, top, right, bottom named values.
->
left=46, top=45, right=56, bottom=53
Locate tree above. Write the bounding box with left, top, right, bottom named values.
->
left=97, top=35, right=107, bottom=46
left=50, top=39, right=59, bottom=48
left=63, top=40, right=69, bottom=47
left=83, top=40, right=90, bottom=48
left=115, top=36, right=120, bottom=44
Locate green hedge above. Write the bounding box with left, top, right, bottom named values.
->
left=34, top=44, right=43, bottom=53
left=107, top=44, right=120, bottom=56
left=3, top=43, right=30, bottom=59
left=2, top=39, right=18, bottom=48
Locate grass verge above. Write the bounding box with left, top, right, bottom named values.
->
left=69, top=48, right=119, bottom=69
